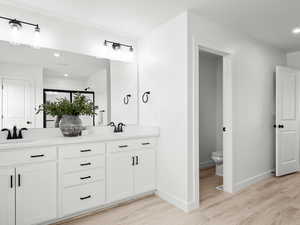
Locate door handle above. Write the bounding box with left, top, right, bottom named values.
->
left=132, top=156, right=135, bottom=166
left=278, top=125, right=284, bottom=128
left=136, top=156, right=139, bottom=165
left=26, top=121, right=32, bottom=124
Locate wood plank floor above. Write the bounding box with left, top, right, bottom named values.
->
left=56, top=172, right=300, bottom=225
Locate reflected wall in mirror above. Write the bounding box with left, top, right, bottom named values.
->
left=0, top=40, right=138, bottom=129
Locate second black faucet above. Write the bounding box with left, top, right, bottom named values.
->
left=108, top=122, right=126, bottom=133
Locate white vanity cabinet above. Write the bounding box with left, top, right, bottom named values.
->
left=59, top=142, right=106, bottom=216
left=16, top=162, right=57, bottom=225
left=107, top=138, right=156, bottom=202
left=0, top=147, right=58, bottom=225
left=0, top=135, right=158, bottom=225
left=0, top=168, right=15, bottom=225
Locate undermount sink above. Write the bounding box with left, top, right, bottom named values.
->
left=0, top=139, right=35, bottom=144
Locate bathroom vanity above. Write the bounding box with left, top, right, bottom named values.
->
left=0, top=127, right=159, bottom=225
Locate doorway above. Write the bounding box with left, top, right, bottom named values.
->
left=191, top=44, right=233, bottom=207
left=198, top=50, right=224, bottom=201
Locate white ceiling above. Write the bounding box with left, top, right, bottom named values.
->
left=0, top=40, right=108, bottom=79
left=0, top=0, right=300, bottom=51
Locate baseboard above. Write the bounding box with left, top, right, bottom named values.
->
left=155, top=190, right=196, bottom=213
left=234, top=169, right=274, bottom=192
left=199, top=160, right=215, bottom=169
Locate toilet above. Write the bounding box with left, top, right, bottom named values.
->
left=211, top=151, right=223, bottom=177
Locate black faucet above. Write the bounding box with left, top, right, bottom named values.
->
left=108, top=122, right=126, bottom=133
left=1, top=128, right=12, bottom=139
left=108, top=122, right=118, bottom=133
left=117, top=123, right=126, bottom=133
left=18, top=128, right=28, bottom=139
left=12, top=126, right=18, bottom=139
left=1, top=126, right=28, bottom=140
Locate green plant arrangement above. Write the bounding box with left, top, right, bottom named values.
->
left=37, top=93, right=98, bottom=137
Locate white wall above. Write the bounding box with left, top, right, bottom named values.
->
left=110, top=61, right=138, bottom=124
left=0, top=62, right=43, bottom=128
left=287, top=52, right=300, bottom=69
left=0, top=4, right=136, bottom=62
left=198, top=51, right=222, bottom=168
left=138, top=12, right=189, bottom=209
left=43, top=76, right=86, bottom=91
left=187, top=12, right=286, bottom=204
left=139, top=11, right=286, bottom=211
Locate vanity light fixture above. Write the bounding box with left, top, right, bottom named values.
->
left=64, top=73, right=69, bottom=77
left=104, top=40, right=134, bottom=52
left=0, top=16, right=41, bottom=47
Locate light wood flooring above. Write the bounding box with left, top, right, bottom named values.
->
left=56, top=171, right=300, bottom=225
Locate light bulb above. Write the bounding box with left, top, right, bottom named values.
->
left=32, top=25, right=41, bottom=49
left=10, top=24, right=21, bottom=45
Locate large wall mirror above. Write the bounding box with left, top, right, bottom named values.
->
left=0, top=40, right=138, bottom=129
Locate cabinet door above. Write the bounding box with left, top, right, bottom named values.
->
left=107, top=151, right=134, bottom=202
left=16, top=162, right=57, bottom=225
left=0, top=168, right=15, bottom=225
left=134, top=149, right=156, bottom=194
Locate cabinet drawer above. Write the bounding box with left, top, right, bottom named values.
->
left=137, top=138, right=157, bottom=149
left=0, top=147, right=57, bottom=166
left=106, top=140, right=138, bottom=153
left=60, top=143, right=105, bottom=159
left=63, top=155, right=105, bottom=173
left=64, top=168, right=105, bottom=187
left=63, top=181, right=105, bottom=216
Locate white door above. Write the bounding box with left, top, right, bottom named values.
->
left=16, top=162, right=57, bottom=225
left=0, top=168, right=15, bottom=225
left=276, top=66, right=300, bottom=176
left=107, top=151, right=134, bottom=202
left=134, top=149, right=156, bottom=194
left=2, top=79, right=34, bottom=129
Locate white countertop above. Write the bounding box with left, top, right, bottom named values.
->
left=0, top=126, right=160, bottom=151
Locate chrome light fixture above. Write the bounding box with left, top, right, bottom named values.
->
left=104, top=40, right=133, bottom=52
left=0, top=16, right=41, bottom=48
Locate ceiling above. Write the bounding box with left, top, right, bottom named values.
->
left=0, top=40, right=108, bottom=79
left=0, top=0, right=300, bottom=51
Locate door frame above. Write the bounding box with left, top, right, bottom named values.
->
left=191, top=40, right=234, bottom=206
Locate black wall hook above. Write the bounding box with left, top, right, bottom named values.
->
left=123, top=94, right=131, bottom=104
left=142, top=91, right=150, bottom=103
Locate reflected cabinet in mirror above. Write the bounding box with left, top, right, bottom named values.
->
left=0, top=40, right=138, bottom=130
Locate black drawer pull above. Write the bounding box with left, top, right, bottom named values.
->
left=30, top=154, right=45, bottom=158
left=80, top=176, right=91, bottom=180
left=142, top=142, right=150, bottom=145
left=80, top=195, right=91, bottom=200
left=80, top=162, right=91, bottom=166
left=10, top=175, right=13, bottom=188
left=18, top=174, right=21, bottom=187
left=119, top=145, right=128, bottom=148
left=80, top=149, right=91, bottom=153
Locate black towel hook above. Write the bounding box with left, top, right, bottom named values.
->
left=142, top=91, right=150, bottom=103
left=123, top=94, right=131, bottom=105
